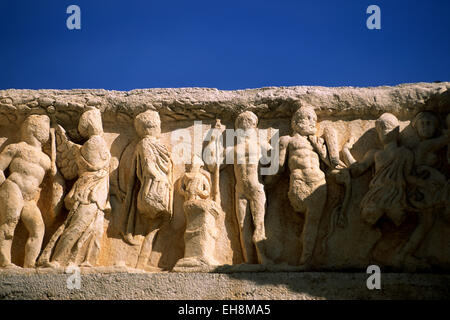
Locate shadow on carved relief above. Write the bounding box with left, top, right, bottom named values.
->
left=0, top=86, right=449, bottom=275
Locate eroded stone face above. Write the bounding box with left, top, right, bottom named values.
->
left=0, top=83, right=449, bottom=273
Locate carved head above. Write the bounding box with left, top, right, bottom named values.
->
left=186, top=155, right=204, bottom=173
left=235, top=111, right=258, bottom=130
left=134, top=110, right=161, bottom=138
left=21, top=114, right=50, bottom=145
left=375, top=113, right=399, bottom=144
left=412, top=111, right=439, bottom=140
left=291, top=106, right=317, bottom=136
left=78, top=108, right=103, bottom=138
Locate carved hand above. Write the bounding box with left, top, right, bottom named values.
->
left=343, top=136, right=357, bottom=150
left=50, top=163, right=57, bottom=176
left=308, top=135, right=324, bottom=150
left=308, top=134, right=317, bottom=144
left=334, top=168, right=351, bottom=184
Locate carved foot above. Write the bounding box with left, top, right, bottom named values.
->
left=402, top=256, right=431, bottom=272
left=258, top=254, right=274, bottom=266
left=41, top=261, right=61, bottom=269
left=299, top=252, right=312, bottom=265
left=121, top=232, right=140, bottom=246
left=393, top=250, right=431, bottom=272
left=174, top=256, right=219, bottom=269
left=173, top=257, right=218, bottom=273
left=139, top=265, right=161, bottom=273
left=80, top=261, right=94, bottom=268
left=0, top=262, right=21, bottom=270
left=298, top=253, right=315, bottom=271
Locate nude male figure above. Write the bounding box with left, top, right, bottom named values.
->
left=233, top=111, right=272, bottom=264
left=0, top=115, right=55, bottom=268
left=279, top=106, right=328, bottom=266
left=396, top=111, right=450, bottom=267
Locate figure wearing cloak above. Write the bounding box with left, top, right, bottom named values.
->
left=121, top=110, right=173, bottom=270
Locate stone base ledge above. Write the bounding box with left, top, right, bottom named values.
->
left=1, top=272, right=449, bottom=300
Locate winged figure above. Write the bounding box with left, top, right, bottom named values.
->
left=38, top=108, right=111, bottom=268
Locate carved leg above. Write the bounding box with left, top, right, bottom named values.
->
left=235, top=193, right=254, bottom=263
left=83, top=210, right=104, bottom=267
left=51, top=203, right=98, bottom=266
left=300, top=184, right=327, bottom=266
left=249, top=190, right=270, bottom=264
left=0, top=181, right=23, bottom=268
left=72, top=215, right=96, bottom=266
left=397, top=211, right=435, bottom=265
left=135, top=218, right=162, bottom=270
left=288, top=179, right=307, bottom=213
left=361, top=205, right=385, bottom=226
left=21, top=201, right=45, bottom=268
left=37, top=215, right=71, bottom=267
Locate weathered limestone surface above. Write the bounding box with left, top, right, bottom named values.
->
left=1, top=271, right=449, bottom=300
left=1, top=83, right=449, bottom=123
left=0, top=83, right=449, bottom=299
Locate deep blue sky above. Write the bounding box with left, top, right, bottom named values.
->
left=0, top=0, right=449, bottom=90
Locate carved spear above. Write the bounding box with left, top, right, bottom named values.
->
left=47, top=106, right=65, bottom=219
left=205, top=119, right=224, bottom=206
left=323, top=126, right=350, bottom=228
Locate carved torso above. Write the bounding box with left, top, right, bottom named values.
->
left=78, top=135, right=110, bottom=174
left=7, top=142, right=50, bottom=200
left=181, top=171, right=210, bottom=201
left=0, top=85, right=449, bottom=277
left=287, top=134, right=325, bottom=182
left=233, top=137, right=263, bottom=192
left=134, top=136, right=172, bottom=218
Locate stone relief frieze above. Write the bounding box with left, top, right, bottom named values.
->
left=0, top=83, right=449, bottom=272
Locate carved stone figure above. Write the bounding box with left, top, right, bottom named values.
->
left=121, top=110, right=173, bottom=270
left=408, top=111, right=450, bottom=209
left=174, top=156, right=220, bottom=269
left=0, top=115, right=55, bottom=268
left=38, top=108, right=111, bottom=268
left=203, top=119, right=225, bottom=206
left=396, top=111, right=450, bottom=267
left=322, top=125, right=351, bottom=229
left=279, top=106, right=331, bottom=266
left=342, top=113, right=414, bottom=228
left=0, top=84, right=449, bottom=276
left=233, top=111, right=271, bottom=264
